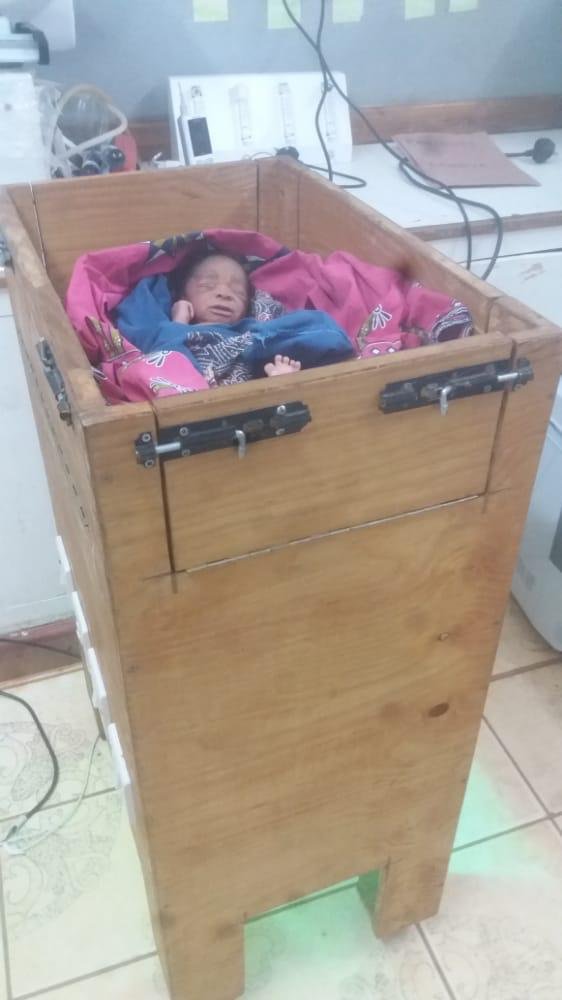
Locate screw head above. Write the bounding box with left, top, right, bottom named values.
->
left=141, top=432, right=151, bottom=443
left=145, top=459, right=155, bottom=469
left=179, top=426, right=190, bottom=437
left=276, top=404, right=287, bottom=416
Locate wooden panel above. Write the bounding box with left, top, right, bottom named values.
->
left=488, top=294, right=559, bottom=335
left=30, top=162, right=259, bottom=298
left=7, top=262, right=128, bottom=740
left=1, top=183, right=171, bottom=715
left=297, top=168, right=499, bottom=331
left=4, top=208, right=170, bottom=963
left=0, top=189, right=100, bottom=414
left=257, top=156, right=299, bottom=247
left=83, top=406, right=173, bottom=590
left=19, top=364, right=168, bottom=966
left=351, top=95, right=562, bottom=145
left=156, top=333, right=511, bottom=571
left=116, top=492, right=518, bottom=998
left=6, top=184, right=45, bottom=262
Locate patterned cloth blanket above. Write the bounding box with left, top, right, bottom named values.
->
left=66, top=228, right=473, bottom=404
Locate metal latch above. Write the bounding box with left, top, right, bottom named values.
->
left=36, top=339, right=72, bottom=424
left=135, top=401, right=311, bottom=468
left=0, top=231, right=12, bottom=270
left=380, top=359, right=534, bottom=415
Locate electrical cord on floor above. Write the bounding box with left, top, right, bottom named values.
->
left=281, top=0, right=504, bottom=277
left=0, top=688, right=60, bottom=842
left=2, top=735, right=100, bottom=855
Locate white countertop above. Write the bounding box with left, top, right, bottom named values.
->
left=334, top=130, right=562, bottom=228
left=330, top=130, right=562, bottom=266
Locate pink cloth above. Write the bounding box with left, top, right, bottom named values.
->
left=250, top=247, right=472, bottom=358
left=66, top=228, right=472, bottom=404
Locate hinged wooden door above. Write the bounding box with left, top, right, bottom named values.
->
left=148, top=333, right=517, bottom=572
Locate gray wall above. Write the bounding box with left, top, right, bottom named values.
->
left=43, top=0, right=562, bottom=120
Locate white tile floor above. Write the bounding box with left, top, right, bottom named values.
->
left=0, top=598, right=561, bottom=999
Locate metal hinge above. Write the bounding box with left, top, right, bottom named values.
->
left=135, top=401, right=311, bottom=468
left=380, top=358, right=534, bottom=416
left=36, top=339, right=72, bottom=424
left=0, top=231, right=12, bottom=270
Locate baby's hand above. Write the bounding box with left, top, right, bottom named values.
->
left=172, top=299, right=195, bottom=325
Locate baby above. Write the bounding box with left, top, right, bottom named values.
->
left=171, top=252, right=301, bottom=377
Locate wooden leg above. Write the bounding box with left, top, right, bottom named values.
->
left=358, top=852, right=450, bottom=938
left=161, top=913, right=245, bottom=1000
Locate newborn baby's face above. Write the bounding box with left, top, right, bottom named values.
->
left=184, top=256, right=249, bottom=325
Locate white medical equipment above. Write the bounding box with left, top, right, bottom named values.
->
left=168, top=71, right=353, bottom=167
left=0, top=0, right=76, bottom=183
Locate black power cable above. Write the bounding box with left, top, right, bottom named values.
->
left=313, top=0, right=333, bottom=182
left=0, top=635, right=77, bottom=659
left=300, top=161, right=367, bottom=190
left=0, top=634, right=76, bottom=842
left=289, top=0, right=366, bottom=191
left=281, top=0, right=506, bottom=279
left=0, top=688, right=60, bottom=841
left=398, top=160, right=503, bottom=282
left=277, top=144, right=366, bottom=189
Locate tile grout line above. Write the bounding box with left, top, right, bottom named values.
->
left=13, top=951, right=158, bottom=1000
left=415, top=923, right=456, bottom=1000
left=452, top=815, right=548, bottom=854
left=1, top=783, right=117, bottom=830
left=0, top=856, right=14, bottom=1000
left=550, top=817, right=562, bottom=840
left=490, top=655, right=562, bottom=682
left=482, top=716, right=552, bottom=815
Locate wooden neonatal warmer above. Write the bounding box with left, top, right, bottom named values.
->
left=1, top=156, right=560, bottom=1000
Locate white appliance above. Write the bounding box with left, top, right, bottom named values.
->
left=513, top=377, right=562, bottom=650
left=168, top=71, right=353, bottom=167
left=0, top=0, right=75, bottom=54
left=0, top=1, right=76, bottom=183
left=0, top=71, right=48, bottom=182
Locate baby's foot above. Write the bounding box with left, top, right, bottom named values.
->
left=264, top=355, right=302, bottom=377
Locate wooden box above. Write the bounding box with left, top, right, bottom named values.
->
left=1, top=158, right=560, bottom=1000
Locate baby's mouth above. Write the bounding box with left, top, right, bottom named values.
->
left=209, top=304, right=233, bottom=319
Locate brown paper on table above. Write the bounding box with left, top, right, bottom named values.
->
left=393, top=131, right=539, bottom=187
